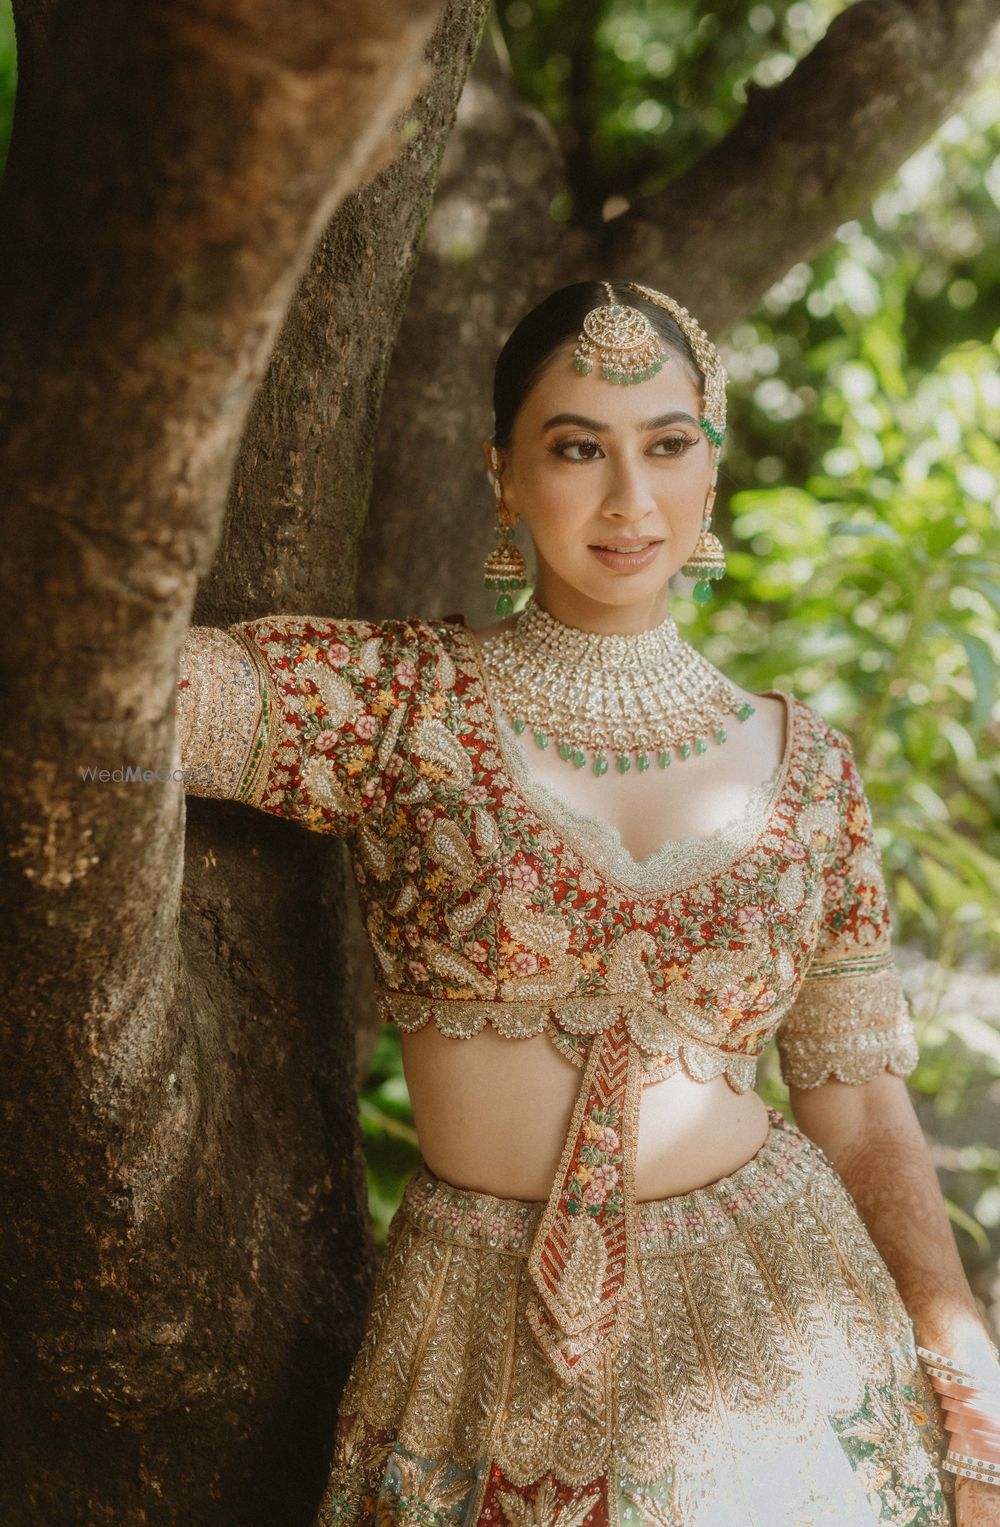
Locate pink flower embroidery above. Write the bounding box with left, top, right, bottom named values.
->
left=463, top=940, right=489, bottom=965
left=405, top=960, right=429, bottom=981
left=465, top=784, right=490, bottom=805
left=509, top=861, right=540, bottom=891
left=592, top=1162, right=619, bottom=1193
left=325, top=643, right=351, bottom=668
left=403, top=925, right=422, bottom=948
left=414, top=807, right=436, bottom=832
left=509, top=950, right=539, bottom=976
left=403, top=846, right=421, bottom=873
left=354, top=713, right=379, bottom=741
left=595, top=1125, right=620, bottom=1153
left=394, top=660, right=419, bottom=688
left=738, top=906, right=766, bottom=930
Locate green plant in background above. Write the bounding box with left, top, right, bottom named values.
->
left=0, top=0, right=13, bottom=178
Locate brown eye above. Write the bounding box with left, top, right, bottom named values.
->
left=554, top=437, right=603, bottom=462
left=654, top=435, right=696, bottom=456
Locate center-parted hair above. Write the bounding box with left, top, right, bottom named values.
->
left=492, top=280, right=704, bottom=451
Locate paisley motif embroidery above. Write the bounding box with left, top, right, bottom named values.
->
left=177, top=612, right=921, bottom=1385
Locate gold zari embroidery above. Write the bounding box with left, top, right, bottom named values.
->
left=776, top=965, right=919, bottom=1088
left=376, top=989, right=761, bottom=1092
left=332, top=1121, right=942, bottom=1493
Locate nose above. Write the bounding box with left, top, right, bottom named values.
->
left=600, top=449, right=658, bottom=522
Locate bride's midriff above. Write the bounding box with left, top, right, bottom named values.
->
left=399, top=1021, right=770, bottom=1202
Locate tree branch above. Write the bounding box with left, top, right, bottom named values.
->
left=603, top=0, right=1000, bottom=329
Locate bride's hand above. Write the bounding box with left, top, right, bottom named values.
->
left=954, top=1475, right=1000, bottom=1525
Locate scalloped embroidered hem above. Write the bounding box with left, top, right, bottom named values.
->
left=315, top=1110, right=955, bottom=1527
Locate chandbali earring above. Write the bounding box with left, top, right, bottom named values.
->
left=681, top=444, right=726, bottom=606
left=483, top=444, right=528, bottom=617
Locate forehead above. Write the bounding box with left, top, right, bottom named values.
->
left=515, top=339, right=703, bottom=435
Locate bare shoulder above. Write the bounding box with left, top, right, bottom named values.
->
left=727, top=681, right=792, bottom=773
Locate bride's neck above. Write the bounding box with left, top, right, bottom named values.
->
left=530, top=574, right=672, bottom=637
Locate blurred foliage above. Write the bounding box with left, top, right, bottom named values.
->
left=0, top=0, right=13, bottom=178
left=1, top=2, right=996, bottom=1283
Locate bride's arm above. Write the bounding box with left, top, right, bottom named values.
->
left=790, top=1069, right=998, bottom=1400
left=775, top=727, right=999, bottom=1473
left=175, top=614, right=436, bottom=835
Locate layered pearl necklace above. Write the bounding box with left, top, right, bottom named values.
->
left=479, top=596, right=756, bottom=777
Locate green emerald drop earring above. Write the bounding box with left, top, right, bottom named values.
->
left=681, top=444, right=726, bottom=605
left=484, top=443, right=528, bottom=617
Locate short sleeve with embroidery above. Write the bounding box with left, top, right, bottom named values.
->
left=176, top=615, right=435, bottom=837
left=775, top=729, right=919, bottom=1089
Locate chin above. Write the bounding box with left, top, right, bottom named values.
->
left=581, top=565, right=675, bottom=599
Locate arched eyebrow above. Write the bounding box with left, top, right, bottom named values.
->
left=541, top=411, right=699, bottom=431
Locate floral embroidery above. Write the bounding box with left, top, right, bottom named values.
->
left=178, top=614, right=922, bottom=1393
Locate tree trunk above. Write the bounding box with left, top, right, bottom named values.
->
left=361, top=0, right=1000, bottom=626
left=0, top=0, right=488, bottom=1520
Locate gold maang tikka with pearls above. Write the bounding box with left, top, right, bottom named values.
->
left=480, top=279, right=754, bottom=778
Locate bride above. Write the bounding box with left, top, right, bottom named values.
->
left=178, top=279, right=999, bottom=1525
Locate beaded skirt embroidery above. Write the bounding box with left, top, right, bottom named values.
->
left=316, top=1109, right=954, bottom=1527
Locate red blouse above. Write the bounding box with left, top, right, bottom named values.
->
left=177, top=613, right=918, bottom=1385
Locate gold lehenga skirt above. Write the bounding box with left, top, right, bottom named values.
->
left=316, top=1107, right=955, bottom=1526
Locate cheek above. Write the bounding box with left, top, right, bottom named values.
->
left=516, top=463, right=592, bottom=536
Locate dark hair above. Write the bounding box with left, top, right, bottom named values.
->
left=492, top=280, right=704, bottom=450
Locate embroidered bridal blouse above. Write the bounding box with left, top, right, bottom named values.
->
left=176, top=613, right=919, bottom=1386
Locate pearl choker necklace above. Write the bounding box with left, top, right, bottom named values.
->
left=479, top=597, right=756, bottom=777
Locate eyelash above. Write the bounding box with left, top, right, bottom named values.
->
left=552, top=435, right=696, bottom=462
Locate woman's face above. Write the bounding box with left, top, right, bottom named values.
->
left=483, top=338, right=714, bottom=632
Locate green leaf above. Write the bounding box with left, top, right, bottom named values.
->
left=944, top=1197, right=991, bottom=1254
left=955, top=629, right=998, bottom=731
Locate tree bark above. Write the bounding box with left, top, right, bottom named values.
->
left=361, top=0, right=1000, bottom=626
left=356, top=16, right=592, bottom=625
left=0, top=0, right=489, bottom=1520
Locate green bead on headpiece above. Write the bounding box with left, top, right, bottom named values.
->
left=573, top=280, right=728, bottom=449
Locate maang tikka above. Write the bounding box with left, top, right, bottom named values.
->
left=484, top=444, right=529, bottom=617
